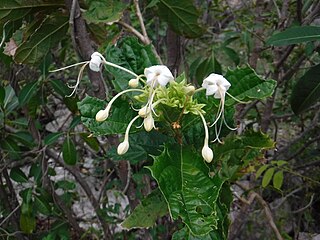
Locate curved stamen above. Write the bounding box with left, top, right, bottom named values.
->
left=66, top=62, right=89, bottom=97
left=50, top=61, right=88, bottom=72
left=198, top=110, right=210, bottom=147
left=225, top=91, right=248, bottom=104
left=124, top=115, right=141, bottom=142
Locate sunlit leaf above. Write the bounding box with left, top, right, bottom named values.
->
left=262, top=167, right=275, bottom=188
left=291, top=64, right=320, bottom=114
left=266, top=26, right=320, bottom=46
left=273, top=170, right=284, bottom=190
left=255, top=165, right=269, bottom=179
left=20, top=213, right=36, bottom=234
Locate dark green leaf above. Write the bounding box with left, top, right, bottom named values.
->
left=0, top=136, right=20, bottom=160
left=78, top=95, right=138, bottom=135
left=34, top=195, right=51, bottom=215
left=3, top=85, right=18, bottom=113
left=10, top=167, right=29, bottom=183
left=84, top=0, right=127, bottom=24
left=195, top=55, right=222, bottom=85
left=290, top=64, right=320, bottom=114
left=225, top=66, right=277, bottom=106
left=266, top=26, right=320, bottom=46
left=262, top=167, right=275, bottom=188
left=222, top=46, right=240, bottom=65
left=0, top=86, right=5, bottom=105
left=156, top=0, right=205, bottom=38
left=147, top=144, right=224, bottom=236
left=79, top=133, right=100, bottom=152
left=55, top=180, right=76, bottom=190
left=14, top=13, right=68, bottom=65
left=11, top=131, right=35, bottom=148
left=44, top=132, right=64, bottom=145
left=18, top=81, right=39, bottom=106
left=62, top=135, right=78, bottom=165
left=273, top=171, right=284, bottom=190
left=121, top=189, right=168, bottom=229
left=50, top=79, right=72, bottom=97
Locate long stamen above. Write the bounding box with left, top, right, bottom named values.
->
left=209, top=96, right=224, bottom=127
left=198, top=111, right=210, bottom=146
left=67, top=62, right=89, bottom=97
left=50, top=61, right=88, bottom=72
left=93, top=52, right=138, bottom=78
left=0, top=21, right=9, bottom=48
left=226, top=91, right=248, bottom=104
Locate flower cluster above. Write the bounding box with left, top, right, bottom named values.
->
left=53, top=52, right=242, bottom=163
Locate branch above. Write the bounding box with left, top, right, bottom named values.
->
left=236, top=182, right=284, bottom=240
left=117, top=21, right=146, bottom=44
left=134, top=0, right=150, bottom=44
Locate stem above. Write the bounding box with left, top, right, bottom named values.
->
left=49, top=61, right=88, bottom=72
left=198, top=110, right=209, bottom=146
left=124, top=115, right=141, bottom=142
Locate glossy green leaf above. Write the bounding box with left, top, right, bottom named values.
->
left=290, top=64, right=320, bottom=114
left=14, top=13, right=68, bottom=65
left=84, top=0, right=127, bottom=24
left=156, top=0, right=205, bottom=38
left=255, top=165, right=269, bottom=179
left=266, top=26, right=320, bottom=46
left=78, top=95, right=137, bottom=136
left=62, top=135, right=78, bottom=166
left=262, top=167, right=275, bottom=188
left=11, top=131, right=35, bottom=148
left=0, top=136, right=20, bottom=160
left=273, top=170, right=284, bottom=190
left=18, top=81, right=39, bottom=106
left=225, top=66, right=277, bottom=105
left=148, top=144, right=224, bottom=236
left=50, top=79, right=72, bottom=97
left=121, top=189, right=168, bottom=229
left=10, top=167, right=28, bottom=183
left=44, top=132, right=64, bottom=145
left=106, top=37, right=160, bottom=91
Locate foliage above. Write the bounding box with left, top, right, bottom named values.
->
left=1, top=0, right=320, bottom=239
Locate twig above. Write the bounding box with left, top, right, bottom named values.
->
left=291, top=194, right=314, bottom=214
left=98, top=169, right=115, bottom=202
left=122, top=162, right=131, bottom=194
left=236, top=182, right=284, bottom=240
left=117, top=21, right=146, bottom=44
left=0, top=205, right=19, bottom=227
left=133, top=0, right=150, bottom=44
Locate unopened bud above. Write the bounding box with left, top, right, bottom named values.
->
left=95, top=109, right=108, bottom=122
left=138, top=106, right=151, bottom=118
left=128, top=78, right=139, bottom=88
left=202, top=145, right=213, bottom=163
left=144, top=114, right=154, bottom=132
left=184, top=85, right=196, bottom=96
left=117, top=141, right=129, bottom=155
left=89, top=52, right=103, bottom=72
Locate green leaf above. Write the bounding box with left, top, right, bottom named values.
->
left=106, top=37, right=160, bottom=91
left=225, top=66, right=277, bottom=105
left=83, top=0, right=127, bottom=24
left=10, top=167, right=29, bottom=183
left=79, top=133, right=100, bottom=152
left=147, top=144, right=224, bottom=236
left=290, top=64, right=320, bottom=114
left=121, top=189, right=168, bottom=229
left=195, top=55, right=222, bottom=85
left=0, top=86, right=5, bottom=105
left=255, top=165, right=269, bottom=179
left=34, top=195, right=51, bottom=215
left=266, top=26, right=320, bottom=46
left=18, top=81, right=39, bottom=106
left=0, top=136, right=20, bottom=160
left=273, top=171, right=284, bottom=190
left=20, top=213, right=36, bottom=234
left=78, top=95, right=137, bottom=136
left=3, top=85, right=19, bottom=113
left=222, top=46, right=240, bottom=65
left=44, top=132, right=64, bottom=145
left=50, top=79, right=72, bottom=97
left=55, top=180, right=76, bottom=190
left=14, top=13, right=68, bottom=65
left=156, top=0, right=205, bottom=38
left=11, top=131, right=35, bottom=148
left=62, top=135, right=78, bottom=166
left=262, top=167, right=275, bottom=188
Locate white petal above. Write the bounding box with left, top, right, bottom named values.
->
left=117, top=141, right=129, bottom=155
left=89, top=55, right=102, bottom=72
left=205, top=85, right=218, bottom=96
left=95, top=109, right=109, bottom=122
left=202, top=145, right=213, bottom=163
left=143, top=114, right=155, bottom=132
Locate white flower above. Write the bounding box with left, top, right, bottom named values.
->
left=202, top=145, right=213, bottom=163
left=143, top=114, right=155, bottom=132
left=95, top=109, right=109, bottom=122
left=117, top=140, right=129, bottom=155
left=89, top=52, right=104, bottom=72
left=202, top=73, right=231, bottom=98
left=144, top=65, right=174, bottom=87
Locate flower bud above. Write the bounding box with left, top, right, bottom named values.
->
left=184, top=85, right=196, bottom=96
left=138, top=106, right=151, bottom=118
left=95, top=109, right=108, bottom=122
left=144, top=114, right=154, bottom=132
left=202, top=145, right=213, bottom=163
left=117, top=141, right=129, bottom=155
left=89, top=52, right=103, bottom=72
left=128, top=78, right=139, bottom=88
